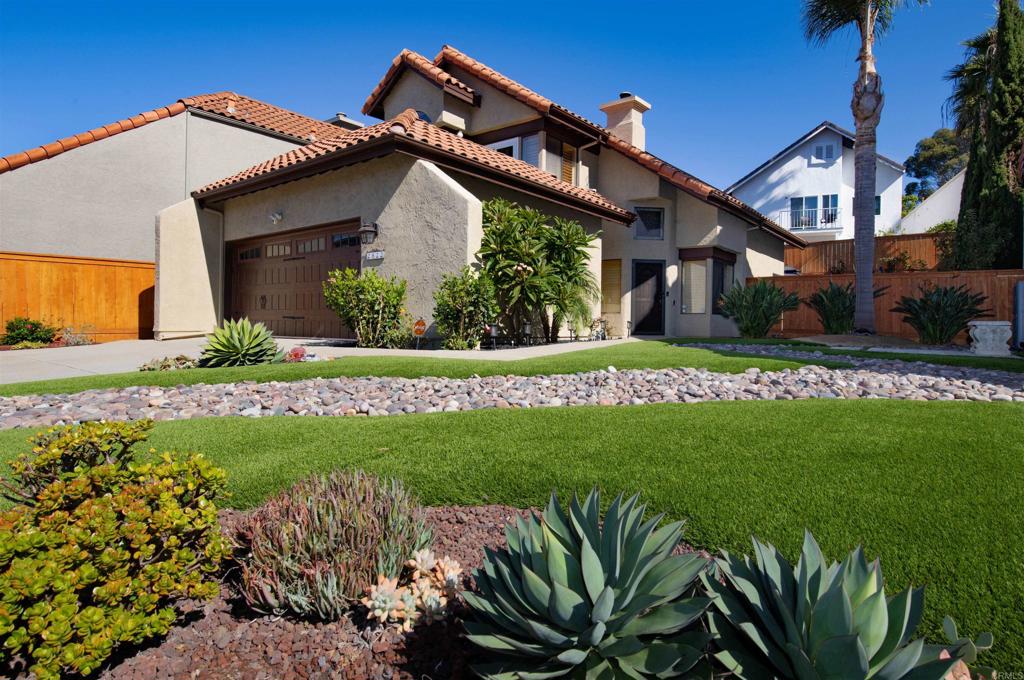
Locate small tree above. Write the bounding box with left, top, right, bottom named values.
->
left=323, top=268, right=411, bottom=348
left=433, top=266, right=498, bottom=350
left=542, top=217, right=600, bottom=342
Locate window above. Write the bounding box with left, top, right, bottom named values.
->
left=874, top=195, right=882, bottom=216
left=238, top=246, right=260, bottom=261
left=265, top=242, right=291, bottom=258
left=634, top=207, right=664, bottom=240
left=521, top=133, right=540, bottom=167
left=680, top=260, right=707, bottom=314
left=711, top=259, right=734, bottom=315
left=601, top=259, right=622, bottom=315
left=560, top=143, right=577, bottom=184
left=296, top=236, right=325, bottom=254
left=822, top=193, right=839, bottom=224
left=814, top=144, right=835, bottom=161
left=544, top=135, right=578, bottom=184
left=789, top=195, right=818, bottom=228
left=332, top=232, right=360, bottom=248
left=486, top=137, right=520, bottom=159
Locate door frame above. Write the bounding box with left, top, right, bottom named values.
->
left=631, top=258, right=666, bottom=336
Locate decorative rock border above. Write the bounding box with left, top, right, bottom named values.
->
left=2, top=351, right=1022, bottom=430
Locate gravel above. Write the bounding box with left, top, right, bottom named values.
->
left=2, top=351, right=1022, bottom=430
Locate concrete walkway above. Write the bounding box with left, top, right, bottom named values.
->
left=0, top=336, right=641, bottom=385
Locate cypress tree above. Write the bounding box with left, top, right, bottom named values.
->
left=955, top=0, right=1024, bottom=269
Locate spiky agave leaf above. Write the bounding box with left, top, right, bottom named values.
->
left=199, top=317, right=284, bottom=367
left=703, top=530, right=972, bottom=679
left=463, top=489, right=711, bottom=679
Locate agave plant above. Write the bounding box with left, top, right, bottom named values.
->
left=717, top=281, right=800, bottom=338
left=199, top=317, right=284, bottom=367
left=804, top=282, right=889, bottom=335
left=462, top=489, right=712, bottom=679
left=891, top=284, right=990, bottom=345
left=703, top=531, right=972, bottom=679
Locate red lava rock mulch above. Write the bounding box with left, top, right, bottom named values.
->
left=95, top=505, right=533, bottom=680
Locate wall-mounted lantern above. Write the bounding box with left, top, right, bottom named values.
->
left=358, top=222, right=380, bottom=245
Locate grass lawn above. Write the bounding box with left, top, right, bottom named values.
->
left=1, top=400, right=1020, bottom=667
left=0, top=340, right=838, bottom=397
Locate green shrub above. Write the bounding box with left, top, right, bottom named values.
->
left=891, top=284, right=990, bottom=345
left=234, top=470, right=431, bottom=621
left=199, top=317, right=283, bottom=367
left=717, top=280, right=800, bottom=338
left=463, top=489, right=711, bottom=678
left=2, top=317, right=57, bottom=345
left=804, top=282, right=889, bottom=335
left=0, top=421, right=228, bottom=680
left=703, top=531, right=987, bottom=679
left=433, top=266, right=498, bottom=350
left=323, top=268, right=411, bottom=348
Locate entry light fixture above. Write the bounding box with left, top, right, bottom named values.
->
left=358, top=222, right=380, bottom=245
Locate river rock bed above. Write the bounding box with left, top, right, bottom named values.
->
left=2, top=354, right=1022, bottom=430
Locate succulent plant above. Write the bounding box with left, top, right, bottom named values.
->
left=703, top=531, right=969, bottom=679
left=462, top=489, right=712, bottom=679
left=415, top=580, right=449, bottom=625
left=234, top=470, right=432, bottom=621
left=434, top=555, right=463, bottom=595
left=940, top=616, right=995, bottom=678
left=362, top=575, right=410, bottom=628
left=199, top=317, right=284, bottom=367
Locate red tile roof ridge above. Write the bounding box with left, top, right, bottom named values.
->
left=1, top=92, right=345, bottom=175
left=362, top=49, right=476, bottom=117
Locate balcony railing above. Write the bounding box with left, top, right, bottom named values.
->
left=776, top=207, right=841, bottom=231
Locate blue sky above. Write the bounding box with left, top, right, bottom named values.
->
left=0, top=0, right=996, bottom=188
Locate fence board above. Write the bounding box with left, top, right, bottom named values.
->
left=0, top=251, right=155, bottom=342
left=785, top=233, right=941, bottom=274
left=748, top=269, right=1024, bottom=343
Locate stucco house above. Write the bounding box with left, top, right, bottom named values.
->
left=899, top=168, right=965, bottom=234
left=0, top=94, right=362, bottom=262
left=727, top=121, right=905, bottom=243
left=154, top=46, right=803, bottom=341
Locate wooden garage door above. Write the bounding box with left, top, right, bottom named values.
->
left=226, top=223, right=360, bottom=338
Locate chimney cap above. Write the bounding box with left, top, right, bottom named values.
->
left=619, top=91, right=632, bottom=99
left=599, top=93, right=652, bottom=113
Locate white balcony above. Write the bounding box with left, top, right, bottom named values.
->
left=776, top=207, right=842, bottom=232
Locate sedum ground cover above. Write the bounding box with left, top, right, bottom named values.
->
left=0, top=399, right=1021, bottom=668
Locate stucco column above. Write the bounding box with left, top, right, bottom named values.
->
left=154, top=198, right=222, bottom=339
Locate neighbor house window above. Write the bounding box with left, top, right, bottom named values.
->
left=875, top=195, right=882, bottom=216
left=487, top=137, right=520, bottom=159
left=634, top=207, right=664, bottom=240
left=711, top=259, right=735, bottom=315
left=789, top=195, right=818, bottom=228
left=814, top=143, right=835, bottom=161
left=680, top=260, right=707, bottom=314
left=822, top=193, right=839, bottom=224
left=601, top=259, right=622, bottom=315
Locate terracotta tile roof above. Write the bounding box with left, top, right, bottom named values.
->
left=194, top=108, right=632, bottom=223
left=432, top=45, right=803, bottom=246
left=0, top=92, right=344, bottom=175
left=362, top=49, right=476, bottom=118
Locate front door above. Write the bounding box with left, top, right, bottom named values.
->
left=226, top=223, right=361, bottom=338
left=632, top=260, right=665, bottom=335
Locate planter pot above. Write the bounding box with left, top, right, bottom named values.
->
left=968, top=320, right=1012, bottom=357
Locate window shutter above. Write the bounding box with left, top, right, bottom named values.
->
left=522, top=134, right=540, bottom=167
left=561, top=143, right=577, bottom=184
left=601, top=259, right=621, bottom=314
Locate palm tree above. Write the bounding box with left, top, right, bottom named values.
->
left=944, top=27, right=998, bottom=140
left=803, top=0, right=926, bottom=333
left=543, top=218, right=600, bottom=342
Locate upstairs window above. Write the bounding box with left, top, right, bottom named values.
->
left=521, top=134, right=540, bottom=167
left=545, top=135, right=578, bottom=185
left=814, top=143, right=835, bottom=161
left=560, top=143, right=577, bottom=184
left=487, top=137, right=520, bottom=159
left=634, top=207, right=664, bottom=240
left=875, top=195, right=882, bottom=216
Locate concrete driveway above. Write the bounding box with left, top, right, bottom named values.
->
left=0, top=336, right=639, bottom=385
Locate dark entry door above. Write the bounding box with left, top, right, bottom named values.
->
left=226, top=223, right=361, bottom=338
left=632, top=260, right=665, bottom=335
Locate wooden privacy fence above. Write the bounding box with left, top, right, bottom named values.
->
left=785, top=233, right=941, bottom=274
left=0, top=251, right=155, bottom=342
left=749, top=269, right=1024, bottom=342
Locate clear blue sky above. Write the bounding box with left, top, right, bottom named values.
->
left=0, top=0, right=996, bottom=188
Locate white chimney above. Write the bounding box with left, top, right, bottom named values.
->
left=600, top=92, right=651, bottom=150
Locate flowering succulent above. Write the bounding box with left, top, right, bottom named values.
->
left=414, top=579, right=449, bottom=625
left=362, top=575, right=409, bottom=627
left=433, top=555, right=463, bottom=596
left=406, top=548, right=437, bottom=579
left=0, top=421, right=228, bottom=680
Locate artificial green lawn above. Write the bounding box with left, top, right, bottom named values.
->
left=0, top=340, right=836, bottom=397
left=1, top=400, right=1020, bottom=666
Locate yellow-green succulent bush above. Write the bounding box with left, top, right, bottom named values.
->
left=0, top=420, right=229, bottom=679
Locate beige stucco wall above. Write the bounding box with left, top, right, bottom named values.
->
left=154, top=198, right=223, bottom=339
left=0, top=112, right=299, bottom=262
left=382, top=73, right=446, bottom=125
left=161, top=156, right=481, bottom=338
left=443, top=64, right=541, bottom=135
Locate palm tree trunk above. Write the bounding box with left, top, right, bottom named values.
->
left=851, top=6, right=884, bottom=333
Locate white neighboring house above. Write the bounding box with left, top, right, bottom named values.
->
left=899, top=168, right=965, bottom=234
left=726, top=121, right=905, bottom=243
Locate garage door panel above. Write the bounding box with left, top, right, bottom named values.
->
left=227, top=224, right=359, bottom=339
